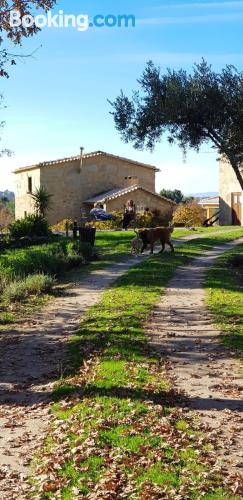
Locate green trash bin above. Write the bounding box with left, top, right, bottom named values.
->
left=79, top=227, right=96, bottom=247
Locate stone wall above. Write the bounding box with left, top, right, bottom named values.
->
left=15, top=167, right=40, bottom=220
left=106, top=189, right=174, bottom=218
left=15, top=155, right=157, bottom=225
left=219, top=160, right=243, bottom=225
left=40, top=160, right=83, bottom=225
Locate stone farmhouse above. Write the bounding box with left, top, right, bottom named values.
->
left=219, top=159, right=243, bottom=226
left=14, top=150, right=176, bottom=225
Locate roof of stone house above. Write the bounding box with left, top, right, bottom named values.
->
left=198, top=196, right=219, bottom=205
left=14, top=151, right=160, bottom=174
left=84, top=185, right=177, bottom=205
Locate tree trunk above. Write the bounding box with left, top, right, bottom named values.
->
left=227, top=157, right=243, bottom=191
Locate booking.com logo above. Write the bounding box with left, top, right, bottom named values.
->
left=9, top=10, right=136, bottom=32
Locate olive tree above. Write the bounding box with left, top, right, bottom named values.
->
left=110, top=60, right=243, bottom=190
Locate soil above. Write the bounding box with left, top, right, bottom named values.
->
left=147, top=238, right=243, bottom=477
left=0, top=232, right=242, bottom=498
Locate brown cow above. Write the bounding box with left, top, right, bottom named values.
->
left=136, top=226, right=174, bottom=254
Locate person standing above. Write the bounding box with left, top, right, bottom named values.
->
left=122, top=200, right=136, bottom=230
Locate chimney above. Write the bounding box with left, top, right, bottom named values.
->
left=80, top=147, right=84, bottom=171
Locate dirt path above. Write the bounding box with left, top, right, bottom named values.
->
left=148, top=238, right=243, bottom=478
left=0, top=256, right=149, bottom=498
left=0, top=232, right=242, bottom=498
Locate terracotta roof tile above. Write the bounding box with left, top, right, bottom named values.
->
left=14, top=151, right=160, bottom=173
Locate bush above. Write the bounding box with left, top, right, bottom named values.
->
left=50, top=241, right=68, bottom=258
left=173, top=201, right=205, bottom=227
left=0, top=238, right=90, bottom=286
left=79, top=242, right=97, bottom=261
left=91, top=210, right=173, bottom=231
left=92, top=212, right=123, bottom=231
left=66, top=240, right=98, bottom=262
left=228, top=254, right=243, bottom=269
left=0, top=270, right=10, bottom=293
left=65, top=254, right=85, bottom=269
left=9, top=215, right=50, bottom=239
left=51, top=219, right=73, bottom=232
left=3, top=274, right=55, bottom=303
left=66, top=240, right=83, bottom=256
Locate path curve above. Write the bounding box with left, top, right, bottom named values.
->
left=148, top=238, right=243, bottom=477
left=0, top=232, right=242, bottom=498
left=0, top=255, right=147, bottom=499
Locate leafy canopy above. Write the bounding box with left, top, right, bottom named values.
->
left=31, top=186, right=53, bottom=217
left=0, top=0, right=56, bottom=77
left=110, top=60, right=243, bottom=190
left=160, top=189, right=193, bottom=204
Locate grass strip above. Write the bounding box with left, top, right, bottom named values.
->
left=32, top=231, right=243, bottom=499
left=205, top=243, right=243, bottom=352
left=30, top=230, right=243, bottom=499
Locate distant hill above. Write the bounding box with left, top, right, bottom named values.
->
left=189, top=191, right=218, bottom=199
left=0, top=190, right=15, bottom=201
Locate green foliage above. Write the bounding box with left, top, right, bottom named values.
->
left=0, top=237, right=95, bottom=296
left=205, top=244, right=243, bottom=350
left=66, top=240, right=97, bottom=262
left=9, top=214, right=49, bottom=239
left=31, top=187, right=53, bottom=217
left=65, top=254, right=85, bottom=269
left=160, top=189, right=184, bottom=204
left=66, top=240, right=83, bottom=256
left=93, top=211, right=123, bottom=230
left=92, top=210, right=172, bottom=231
left=3, top=274, right=55, bottom=303
left=0, top=1, right=57, bottom=78
left=111, top=60, right=243, bottom=190
left=0, top=312, right=16, bottom=325
left=228, top=253, right=243, bottom=269
left=160, top=188, right=194, bottom=204
left=0, top=241, right=75, bottom=283
left=34, top=231, right=243, bottom=499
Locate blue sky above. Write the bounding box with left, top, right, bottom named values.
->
left=1, top=0, right=243, bottom=193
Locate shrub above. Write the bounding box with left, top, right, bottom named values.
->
left=31, top=187, right=53, bottom=217
left=66, top=240, right=83, bottom=256
left=92, top=210, right=173, bottom=230
left=66, top=240, right=98, bottom=262
left=51, top=219, right=73, bottom=232
left=50, top=241, right=68, bottom=258
left=3, top=274, right=55, bottom=302
left=79, top=242, right=96, bottom=262
left=0, top=238, right=89, bottom=285
left=65, top=254, right=85, bottom=269
left=0, top=270, right=10, bottom=293
left=92, top=211, right=123, bottom=231
left=0, top=312, right=16, bottom=325
left=173, top=201, right=205, bottom=227
left=228, top=254, right=243, bottom=269
left=9, top=215, right=50, bottom=239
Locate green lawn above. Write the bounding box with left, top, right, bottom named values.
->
left=31, top=230, right=243, bottom=499
left=0, top=227, right=242, bottom=327
left=92, top=226, right=243, bottom=267
left=205, top=243, right=243, bottom=351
